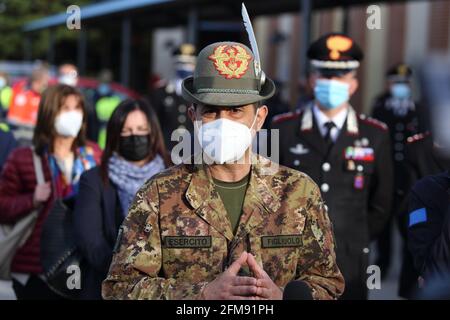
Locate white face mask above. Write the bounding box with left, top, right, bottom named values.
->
left=54, top=110, right=83, bottom=137
left=0, top=77, right=6, bottom=88
left=196, top=110, right=259, bottom=164
left=58, top=75, right=78, bottom=87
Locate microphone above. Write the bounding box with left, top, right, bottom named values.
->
left=283, top=281, right=314, bottom=300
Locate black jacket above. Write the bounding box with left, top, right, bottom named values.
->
left=398, top=133, right=450, bottom=235
left=74, top=166, right=124, bottom=300
left=271, top=105, right=394, bottom=299
left=408, top=170, right=450, bottom=280
left=149, top=82, right=193, bottom=150
left=371, top=94, right=422, bottom=205
left=393, top=132, right=450, bottom=298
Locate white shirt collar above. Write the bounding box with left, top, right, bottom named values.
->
left=313, top=104, right=349, bottom=141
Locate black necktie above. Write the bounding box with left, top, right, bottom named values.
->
left=323, top=121, right=336, bottom=147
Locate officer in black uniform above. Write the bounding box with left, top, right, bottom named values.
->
left=150, top=44, right=196, bottom=150
left=371, top=64, right=423, bottom=281
left=271, top=33, right=394, bottom=300
left=404, top=133, right=450, bottom=183
left=397, top=117, right=450, bottom=298
left=264, top=80, right=290, bottom=129
left=408, top=170, right=450, bottom=296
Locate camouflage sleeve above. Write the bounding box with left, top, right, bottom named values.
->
left=295, top=178, right=345, bottom=300
left=102, top=179, right=208, bottom=300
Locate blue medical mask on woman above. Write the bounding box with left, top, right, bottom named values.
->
left=314, top=79, right=350, bottom=110
left=390, top=83, right=411, bottom=99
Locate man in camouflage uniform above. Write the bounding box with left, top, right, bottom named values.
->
left=102, top=42, right=344, bottom=300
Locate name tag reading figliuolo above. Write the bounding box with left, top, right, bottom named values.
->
left=261, top=235, right=303, bottom=248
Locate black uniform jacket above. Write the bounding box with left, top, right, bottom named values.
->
left=271, top=104, right=394, bottom=299
left=398, top=133, right=450, bottom=235
left=408, top=170, right=450, bottom=279
left=150, top=81, right=193, bottom=150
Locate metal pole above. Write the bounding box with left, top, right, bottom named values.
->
left=47, top=29, right=55, bottom=64
left=121, top=17, right=131, bottom=87
left=300, top=0, right=312, bottom=79
left=342, top=6, right=350, bottom=34
left=23, top=36, right=32, bottom=61
left=77, top=29, right=87, bottom=75
left=187, top=7, right=198, bottom=46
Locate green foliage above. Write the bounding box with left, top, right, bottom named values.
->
left=0, top=0, right=91, bottom=60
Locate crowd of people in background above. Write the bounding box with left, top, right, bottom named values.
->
left=0, top=35, right=450, bottom=300
left=0, top=61, right=171, bottom=299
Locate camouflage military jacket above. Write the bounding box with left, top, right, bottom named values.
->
left=102, top=156, right=344, bottom=300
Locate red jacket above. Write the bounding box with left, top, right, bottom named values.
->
left=0, top=142, right=101, bottom=274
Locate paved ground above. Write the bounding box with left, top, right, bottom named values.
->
left=0, top=280, right=15, bottom=300
left=368, top=228, right=403, bottom=300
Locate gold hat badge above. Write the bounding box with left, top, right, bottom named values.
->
left=208, top=45, right=252, bottom=79
left=326, top=35, right=353, bottom=60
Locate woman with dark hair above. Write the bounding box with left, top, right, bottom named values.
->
left=0, top=84, right=102, bottom=299
left=73, top=98, right=170, bottom=299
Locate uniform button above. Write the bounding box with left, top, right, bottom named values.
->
left=164, top=96, right=174, bottom=106
left=178, top=115, right=186, bottom=123
left=293, top=159, right=300, bottom=166
left=363, top=248, right=370, bottom=254
left=357, top=165, right=363, bottom=172
left=395, top=153, right=404, bottom=161
left=395, top=132, right=404, bottom=141
left=394, top=143, right=404, bottom=151
left=322, top=162, right=331, bottom=172
left=396, top=123, right=404, bottom=131
left=165, top=83, right=175, bottom=94
left=361, top=138, right=369, bottom=146
left=178, top=104, right=187, bottom=113
left=321, top=183, right=330, bottom=193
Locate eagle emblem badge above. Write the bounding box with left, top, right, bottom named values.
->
left=208, top=45, right=252, bottom=79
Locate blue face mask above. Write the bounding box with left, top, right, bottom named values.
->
left=314, top=79, right=350, bottom=110
left=98, top=83, right=110, bottom=96
left=175, top=69, right=193, bottom=80
left=175, top=63, right=194, bottom=80
left=390, top=83, right=411, bottom=99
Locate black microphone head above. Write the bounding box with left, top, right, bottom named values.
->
left=283, top=281, right=314, bottom=300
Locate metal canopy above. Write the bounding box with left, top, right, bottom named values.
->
left=24, top=0, right=416, bottom=32
left=22, top=0, right=424, bottom=86
left=24, top=0, right=175, bottom=32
